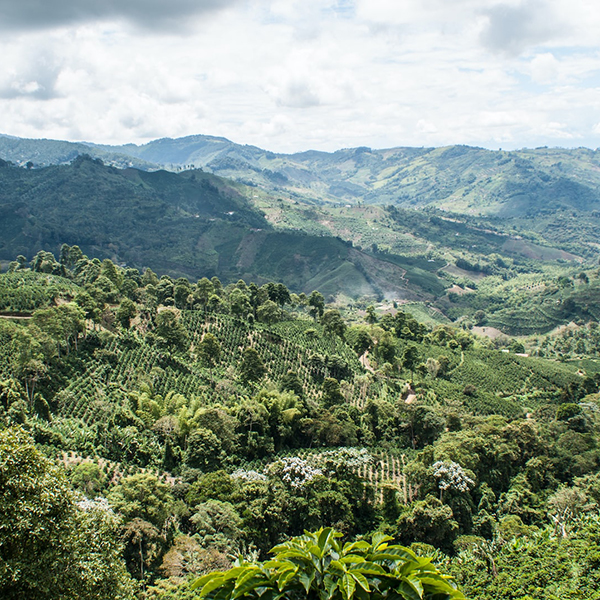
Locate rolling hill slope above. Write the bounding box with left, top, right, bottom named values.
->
left=0, top=155, right=427, bottom=300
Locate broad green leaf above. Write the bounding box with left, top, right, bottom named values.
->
left=397, top=579, right=422, bottom=600
left=418, top=574, right=451, bottom=587
left=415, top=556, right=434, bottom=569
left=339, top=573, right=356, bottom=600
left=318, top=527, right=334, bottom=551
left=371, top=532, right=394, bottom=550
left=221, top=567, right=247, bottom=581
left=324, top=575, right=338, bottom=600
left=299, top=571, right=313, bottom=593
left=235, top=568, right=261, bottom=589
left=258, top=591, right=285, bottom=600
left=198, top=577, right=229, bottom=597
left=356, top=562, right=386, bottom=575
left=340, top=554, right=366, bottom=564
left=382, top=547, right=418, bottom=561
left=232, top=576, right=268, bottom=599
left=399, top=561, right=420, bottom=577
left=406, top=576, right=424, bottom=598
left=214, top=586, right=236, bottom=600
left=343, top=541, right=370, bottom=553
left=191, top=572, right=223, bottom=591
left=350, top=572, right=370, bottom=592
left=276, top=550, right=312, bottom=562
left=277, top=568, right=298, bottom=591
left=329, top=559, right=348, bottom=574
left=309, top=544, right=324, bottom=559
left=369, top=552, right=412, bottom=563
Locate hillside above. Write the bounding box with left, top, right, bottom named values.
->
left=4, top=134, right=600, bottom=220
left=2, top=255, right=600, bottom=600
left=0, top=156, right=426, bottom=300
left=3, top=133, right=600, bottom=263
left=3, top=150, right=600, bottom=335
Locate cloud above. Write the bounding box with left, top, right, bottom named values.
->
left=0, top=0, right=240, bottom=32
left=272, top=81, right=321, bottom=108
left=529, top=52, right=560, bottom=84
left=0, top=0, right=599, bottom=152
left=0, top=48, right=63, bottom=100
left=480, top=0, right=563, bottom=55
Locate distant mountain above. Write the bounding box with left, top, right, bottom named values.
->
left=0, top=155, right=426, bottom=300
left=0, top=134, right=157, bottom=171
left=3, top=134, right=600, bottom=222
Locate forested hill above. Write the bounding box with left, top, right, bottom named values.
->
left=0, top=155, right=418, bottom=299
left=2, top=255, right=600, bottom=599
left=3, top=133, right=600, bottom=219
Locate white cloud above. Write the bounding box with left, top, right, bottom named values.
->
left=0, top=0, right=241, bottom=32
left=529, top=53, right=560, bottom=84
left=479, top=0, right=563, bottom=56
left=0, top=0, right=599, bottom=151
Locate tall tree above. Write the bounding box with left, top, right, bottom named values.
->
left=239, top=347, right=266, bottom=384
left=116, top=298, right=137, bottom=330
left=321, top=309, right=347, bottom=339
left=308, top=290, right=325, bottom=319
left=0, top=428, right=134, bottom=600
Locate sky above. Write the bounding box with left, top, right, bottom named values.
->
left=1, top=0, right=600, bottom=153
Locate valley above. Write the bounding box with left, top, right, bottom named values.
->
left=1, top=135, right=600, bottom=600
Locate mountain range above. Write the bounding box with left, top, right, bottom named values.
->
left=1, top=133, right=599, bottom=315
left=3, top=133, right=600, bottom=219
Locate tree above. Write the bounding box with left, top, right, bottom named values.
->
left=197, top=332, right=221, bottom=381
left=116, top=298, right=137, bottom=329
left=100, top=259, right=122, bottom=286
left=70, top=462, right=105, bottom=496
left=321, top=309, right=347, bottom=339
left=274, top=282, right=291, bottom=307
left=153, top=309, right=189, bottom=352
left=239, top=347, right=266, bottom=384
left=173, top=278, right=192, bottom=309
left=0, top=428, right=134, bottom=599
left=108, top=473, right=174, bottom=530
left=431, top=460, right=475, bottom=502
left=352, top=329, right=374, bottom=356
left=256, top=300, right=280, bottom=324
left=192, top=527, right=465, bottom=600
left=195, top=277, right=214, bottom=309
left=397, top=495, right=460, bottom=553
left=185, top=427, right=223, bottom=471
left=375, top=331, right=396, bottom=364
left=407, top=405, right=445, bottom=449
left=322, top=377, right=345, bottom=408
left=401, top=344, right=420, bottom=381
left=308, top=290, right=325, bottom=319
left=142, top=268, right=159, bottom=286
left=280, top=370, right=304, bottom=398
left=10, top=326, right=52, bottom=405
left=365, top=305, right=378, bottom=324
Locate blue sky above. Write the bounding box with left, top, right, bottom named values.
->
left=1, top=0, right=600, bottom=153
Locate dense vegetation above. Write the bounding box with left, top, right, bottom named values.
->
left=2, top=126, right=600, bottom=600
left=4, top=135, right=600, bottom=223
left=0, top=156, right=418, bottom=300
left=2, top=246, right=600, bottom=599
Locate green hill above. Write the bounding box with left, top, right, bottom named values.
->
left=0, top=156, right=427, bottom=300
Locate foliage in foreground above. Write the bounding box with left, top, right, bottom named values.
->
left=193, top=527, right=464, bottom=600
left=0, top=427, right=135, bottom=600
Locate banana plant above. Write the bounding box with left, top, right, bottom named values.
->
left=191, top=528, right=466, bottom=600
